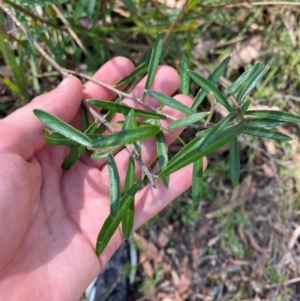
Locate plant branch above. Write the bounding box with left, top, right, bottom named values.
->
left=82, top=101, right=157, bottom=188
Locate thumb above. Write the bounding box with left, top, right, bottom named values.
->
left=0, top=75, right=83, bottom=160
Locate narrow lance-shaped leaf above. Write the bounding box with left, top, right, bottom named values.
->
left=192, top=158, right=203, bottom=211
left=33, top=109, right=92, bottom=147
left=122, top=156, right=136, bottom=240
left=145, top=35, right=163, bottom=91
left=159, top=123, right=247, bottom=178
left=192, top=56, right=231, bottom=109
left=91, top=126, right=160, bottom=148
left=81, top=104, right=90, bottom=132
left=224, top=63, right=261, bottom=96
left=91, top=150, right=110, bottom=160
left=179, top=54, right=190, bottom=95
left=87, top=99, right=166, bottom=120
left=107, top=154, right=121, bottom=218
left=155, top=120, right=169, bottom=187
left=243, top=126, right=292, bottom=141
left=245, top=110, right=300, bottom=123
left=115, top=61, right=148, bottom=87
left=168, top=112, right=208, bottom=129
left=229, top=138, right=240, bottom=187
left=61, top=122, right=97, bottom=170
left=245, top=118, right=282, bottom=128
left=123, top=0, right=137, bottom=15
left=96, top=179, right=143, bottom=255
left=187, top=71, right=232, bottom=111
left=122, top=110, right=141, bottom=155
left=45, top=130, right=76, bottom=145
left=145, top=90, right=194, bottom=115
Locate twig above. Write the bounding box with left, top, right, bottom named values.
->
left=82, top=101, right=157, bottom=188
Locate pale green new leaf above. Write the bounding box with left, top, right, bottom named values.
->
left=33, top=109, right=92, bottom=147
left=91, top=151, right=110, bottom=160
left=145, top=90, right=194, bottom=115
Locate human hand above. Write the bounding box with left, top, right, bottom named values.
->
left=0, top=57, right=206, bottom=301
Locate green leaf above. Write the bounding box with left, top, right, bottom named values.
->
left=96, top=179, right=143, bottom=255
left=122, top=0, right=138, bottom=15
left=22, top=0, right=69, bottom=5
left=155, top=120, right=169, bottom=187
left=107, top=154, right=121, bottom=218
left=61, top=123, right=97, bottom=170
left=145, top=90, right=194, bottom=115
left=179, top=54, right=190, bottom=95
left=224, top=63, right=261, bottom=96
left=192, top=158, right=203, bottom=211
left=81, top=105, right=90, bottom=132
left=122, top=110, right=141, bottom=154
left=159, top=123, right=247, bottom=178
left=192, top=56, right=231, bottom=109
left=187, top=71, right=232, bottom=111
left=91, top=151, right=110, bottom=159
left=91, top=126, right=161, bottom=148
left=241, top=99, right=251, bottom=114
left=87, top=99, right=166, bottom=120
left=33, top=109, right=92, bottom=147
left=168, top=112, right=208, bottom=129
left=145, top=35, right=163, bottom=91
left=229, top=138, right=240, bottom=187
left=122, top=156, right=136, bottom=240
left=236, top=66, right=268, bottom=104
left=245, top=110, right=300, bottom=123
left=243, top=126, right=292, bottom=141
left=246, top=118, right=282, bottom=128
left=115, top=62, right=148, bottom=87
left=45, top=130, right=75, bottom=145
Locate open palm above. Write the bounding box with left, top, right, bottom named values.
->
left=0, top=57, right=200, bottom=301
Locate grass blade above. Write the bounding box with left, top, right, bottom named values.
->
left=245, top=110, right=300, bottom=123
left=229, top=138, right=240, bottom=187
left=146, top=90, right=194, bottom=115
left=145, top=35, right=163, bottom=91
left=168, top=112, right=208, bottom=129
left=192, top=56, right=231, bottom=109
left=122, top=156, right=136, bottom=240
left=187, top=71, right=232, bottom=111
left=192, top=158, right=203, bottom=211
left=107, top=154, right=121, bottom=218
left=91, top=126, right=161, bottom=148
left=179, top=54, right=190, bottom=95
left=87, top=99, right=166, bottom=119
left=243, top=126, right=292, bottom=141
left=96, top=179, right=143, bottom=255
left=33, top=109, right=92, bottom=147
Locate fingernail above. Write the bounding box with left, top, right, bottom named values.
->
left=58, top=75, right=73, bottom=87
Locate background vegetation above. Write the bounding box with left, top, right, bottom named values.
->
left=1, top=0, right=300, bottom=300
